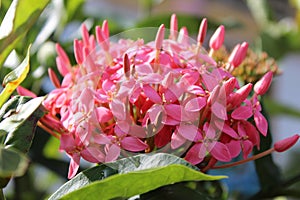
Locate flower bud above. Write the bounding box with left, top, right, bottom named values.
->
left=155, top=24, right=165, bottom=50
left=197, top=18, right=207, bottom=45
left=170, top=14, right=178, bottom=40
left=254, top=71, right=273, bottom=95
left=274, top=134, right=299, bottom=152
left=209, top=25, right=225, bottom=50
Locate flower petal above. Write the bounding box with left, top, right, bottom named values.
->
left=185, top=143, right=204, bottom=165
left=254, top=111, right=268, bottom=136
left=121, top=136, right=148, bottom=151
left=105, top=144, right=120, bottom=162
left=210, top=142, right=231, bottom=162
left=231, top=105, right=253, bottom=120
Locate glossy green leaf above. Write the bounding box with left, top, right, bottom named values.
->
left=0, top=46, right=30, bottom=108
left=49, top=153, right=226, bottom=200
left=61, top=164, right=225, bottom=200
left=1, top=96, right=45, bottom=153
left=65, top=0, right=85, bottom=21
left=0, top=146, right=29, bottom=177
left=0, top=0, right=50, bottom=66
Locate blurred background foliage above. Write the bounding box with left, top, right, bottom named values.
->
left=1, top=0, right=300, bottom=199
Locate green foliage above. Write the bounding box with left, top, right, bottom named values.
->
left=49, top=153, right=226, bottom=200
left=0, top=96, right=44, bottom=182
left=0, top=46, right=30, bottom=108
left=0, top=0, right=50, bottom=67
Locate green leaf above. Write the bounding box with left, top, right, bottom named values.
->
left=263, top=97, right=300, bottom=118
left=49, top=153, right=226, bottom=200
left=60, top=164, right=225, bottom=200
left=0, top=146, right=29, bottom=177
left=0, top=0, right=50, bottom=66
left=65, top=0, right=85, bottom=21
left=0, top=46, right=30, bottom=108
left=1, top=96, right=45, bottom=153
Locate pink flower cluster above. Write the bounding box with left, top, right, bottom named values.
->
left=33, top=14, right=296, bottom=179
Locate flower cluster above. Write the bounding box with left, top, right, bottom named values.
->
left=28, top=14, right=298, bottom=179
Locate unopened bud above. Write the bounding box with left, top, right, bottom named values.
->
left=274, top=134, right=299, bottom=152
left=254, top=71, right=273, bottom=95
left=209, top=25, right=225, bottom=50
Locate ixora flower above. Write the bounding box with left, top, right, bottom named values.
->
left=21, top=14, right=299, bottom=179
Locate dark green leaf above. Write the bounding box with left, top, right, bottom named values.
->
left=49, top=153, right=226, bottom=200
left=0, top=146, right=29, bottom=177
left=1, top=96, right=45, bottom=153
left=0, top=0, right=50, bottom=66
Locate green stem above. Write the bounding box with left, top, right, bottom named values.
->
left=0, top=188, right=5, bottom=200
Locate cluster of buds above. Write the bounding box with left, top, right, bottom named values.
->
left=20, top=14, right=298, bottom=179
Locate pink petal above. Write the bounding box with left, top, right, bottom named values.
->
left=185, top=97, right=206, bottom=112
left=214, top=120, right=239, bottom=139
left=129, top=124, right=147, bottom=138
left=254, top=111, right=268, bottom=136
left=154, top=125, right=172, bottom=148
left=170, top=14, right=178, bottom=40
left=68, top=153, right=80, bottom=179
left=110, top=99, right=126, bottom=121
left=274, top=134, right=300, bottom=152
left=81, top=146, right=105, bottom=163
left=94, top=134, right=112, bottom=145
left=17, top=86, right=37, bottom=98
left=60, top=134, right=76, bottom=152
left=243, top=121, right=260, bottom=148
left=171, top=130, right=187, bottom=149
left=96, top=107, right=113, bottom=123
left=105, top=144, right=120, bottom=162
left=121, top=136, right=148, bottom=151
left=143, top=84, right=162, bottom=104
left=210, top=142, right=231, bottom=162
left=211, top=101, right=227, bottom=120
left=148, top=104, right=166, bottom=124
left=226, top=140, right=241, bottom=158
left=242, top=140, right=253, bottom=159
left=177, top=123, right=199, bottom=142
left=231, top=105, right=253, bottom=120
left=185, top=143, right=205, bottom=165
left=164, top=104, right=182, bottom=121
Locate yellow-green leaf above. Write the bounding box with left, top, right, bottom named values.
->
left=0, top=46, right=30, bottom=108
left=0, top=0, right=50, bottom=66
left=60, top=164, right=226, bottom=200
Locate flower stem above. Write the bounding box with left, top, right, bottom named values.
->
left=211, top=148, right=275, bottom=169
left=0, top=189, right=5, bottom=200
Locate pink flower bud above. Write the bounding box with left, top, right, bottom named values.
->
left=274, top=134, right=299, bottom=152
left=102, top=20, right=109, bottom=39
left=177, top=26, right=189, bottom=44
left=81, top=24, right=90, bottom=47
left=74, top=39, right=83, bottom=64
left=48, top=68, right=61, bottom=88
left=224, top=77, right=237, bottom=96
left=170, top=14, right=178, bottom=40
left=123, top=54, right=130, bottom=79
left=96, top=26, right=110, bottom=51
left=197, top=18, right=207, bottom=45
left=254, top=71, right=273, bottom=95
left=229, top=83, right=252, bottom=107
left=209, top=25, right=225, bottom=50
left=155, top=24, right=165, bottom=50
left=228, top=42, right=248, bottom=68
left=56, top=43, right=70, bottom=69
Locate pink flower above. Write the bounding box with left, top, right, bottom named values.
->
left=34, top=14, right=280, bottom=178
